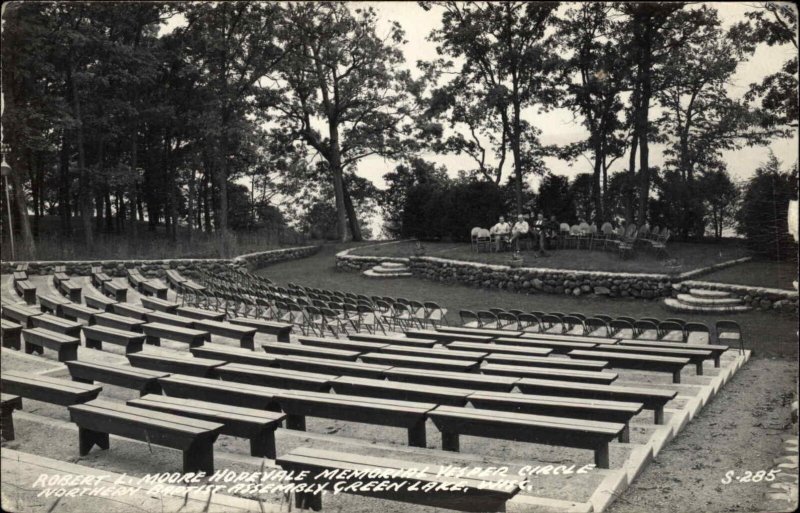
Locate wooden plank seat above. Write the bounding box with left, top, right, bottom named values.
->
left=493, top=336, right=598, bottom=354
left=94, top=312, right=146, bottom=332
left=467, top=391, right=643, bottom=443
left=102, top=279, right=128, bottom=302
left=68, top=399, right=223, bottom=473
left=229, top=317, right=292, bottom=342
left=428, top=405, right=624, bottom=468
left=1, top=303, right=43, bottom=327
left=84, top=293, right=117, bottom=312
left=273, top=355, right=391, bottom=379
left=14, top=280, right=36, bottom=305
left=191, top=343, right=278, bottom=368
left=619, top=339, right=729, bottom=367
left=1, top=318, right=23, bottom=350
left=1, top=370, right=102, bottom=406
left=585, top=344, right=713, bottom=375
left=480, top=363, right=618, bottom=385
left=15, top=263, right=29, bottom=272
left=164, top=269, right=187, bottom=289
left=139, top=296, right=180, bottom=313
left=112, top=302, right=153, bottom=320
left=448, top=341, right=552, bottom=357
left=405, top=329, right=493, bottom=344
left=144, top=310, right=195, bottom=328
left=298, top=335, right=388, bottom=352
left=215, top=362, right=334, bottom=391
left=331, top=375, right=472, bottom=406
left=60, top=302, right=101, bottom=324
left=128, top=394, right=285, bottom=458
left=359, top=352, right=480, bottom=372
left=384, top=367, right=518, bottom=392
left=261, top=342, right=361, bottom=361
left=1, top=393, right=22, bottom=441
left=515, top=378, right=677, bottom=424
left=65, top=360, right=167, bottom=395
left=141, top=322, right=208, bottom=347
left=22, top=327, right=80, bottom=361
left=175, top=306, right=225, bottom=322
left=158, top=374, right=282, bottom=411
left=568, top=350, right=690, bottom=383
left=30, top=313, right=82, bottom=337
left=438, top=326, right=523, bottom=338
left=141, top=279, right=169, bottom=299
left=58, top=278, right=82, bottom=303
left=128, top=353, right=226, bottom=377
left=521, top=333, right=619, bottom=344
left=348, top=332, right=437, bottom=348
left=53, top=265, right=66, bottom=273
left=276, top=447, right=519, bottom=512
left=376, top=344, right=489, bottom=362
left=192, top=319, right=257, bottom=349
left=82, top=324, right=146, bottom=353
left=276, top=390, right=435, bottom=447
left=12, top=271, right=28, bottom=283
left=36, top=292, right=70, bottom=315
left=91, top=271, right=112, bottom=289
left=181, top=280, right=206, bottom=293
left=484, top=353, right=609, bottom=371
left=126, top=268, right=147, bottom=290
left=52, top=272, right=70, bottom=288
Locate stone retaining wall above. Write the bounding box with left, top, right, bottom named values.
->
left=676, top=280, right=799, bottom=313
left=0, top=245, right=320, bottom=280
left=335, top=241, right=413, bottom=272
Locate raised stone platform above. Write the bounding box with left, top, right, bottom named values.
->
left=363, top=261, right=413, bottom=278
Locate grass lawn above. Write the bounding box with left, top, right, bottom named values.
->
left=260, top=243, right=798, bottom=358
left=699, top=260, right=798, bottom=290
left=350, top=240, right=752, bottom=275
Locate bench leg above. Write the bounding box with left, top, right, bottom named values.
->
left=654, top=407, right=665, bottom=425
left=672, top=370, right=681, bottom=384
left=714, top=355, right=720, bottom=368
left=1, top=411, right=15, bottom=441
left=79, top=427, right=110, bottom=455
left=141, top=382, right=163, bottom=396
left=277, top=331, right=290, bottom=343
left=127, top=341, right=144, bottom=354
left=241, top=335, right=255, bottom=351
left=250, top=430, right=277, bottom=459
left=695, top=361, right=703, bottom=375
left=190, top=337, right=205, bottom=348
left=3, top=334, right=21, bottom=350
left=294, top=490, right=322, bottom=511
left=594, top=444, right=610, bottom=469
left=286, top=414, right=306, bottom=431
left=619, top=424, right=630, bottom=443
left=408, top=420, right=426, bottom=448
left=24, top=342, right=43, bottom=355
left=72, top=376, right=94, bottom=385
left=70, top=291, right=82, bottom=303
left=441, top=432, right=460, bottom=452
left=145, top=335, right=161, bottom=346
left=58, top=345, right=78, bottom=362
left=183, top=439, right=214, bottom=474
left=85, top=338, right=102, bottom=350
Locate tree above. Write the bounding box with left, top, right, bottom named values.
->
left=536, top=174, right=575, bottom=223
left=380, top=157, right=449, bottom=237
left=700, top=170, right=739, bottom=240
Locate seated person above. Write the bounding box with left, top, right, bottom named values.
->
left=490, top=216, right=512, bottom=250
left=544, top=215, right=560, bottom=248
left=531, top=212, right=548, bottom=255
left=509, top=215, right=531, bottom=250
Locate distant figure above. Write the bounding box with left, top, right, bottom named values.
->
left=509, top=215, right=530, bottom=250
left=531, top=213, right=548, bottom=255
left=490, top=216, right=512, bottom=251
left=545, top=215, right=560, bottom=247
left=578, top=218, right=590, bottom=233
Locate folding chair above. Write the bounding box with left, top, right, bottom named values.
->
left=497, top=312, right=519, bottom=330
left=561, top=315, right=585, bottom=334
left=460, top=310, right=481, bottom=328
left=684, top=322, right=710, bottom=345
left=424, top=302, right=449, bottom=328
left=657, top=321, right=686, bottom=341
left=356, top=304, right=386, bottom=334
left=715, top=320, right=744, bottom=354
left=593, top=314, right=613, bottom=325
left=518, top=313, right=541, bottom=332
left=408, top=300, right=429, bottom=329
left=633, top=320, right=659, bottom=339
left=477, top=311, right=499, bottom=328
left=609, top=319, right=634, bottom=338
left=540, top=314, right=562, bottom=333
left=567, top=313, right=587, bottom=321
left=584, top=317, right=610, bottom=337
left=489, top=308, right=506, bottom=316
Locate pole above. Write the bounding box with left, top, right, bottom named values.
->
left=3, top=173, right=14, bottom=261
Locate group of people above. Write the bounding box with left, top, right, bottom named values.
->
left=489, top=213, right=561, bottom=255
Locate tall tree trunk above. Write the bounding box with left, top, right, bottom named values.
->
left=328, top=122, right=348, bottom=242
left=592, top=142, right=604, bottom=224
left=187, top=166, right=196, bottom=243
left=29, top=150, right=40, bottom=237
left=59, top=133, right=72, bottom=234
left=636, top=31, right=653, bottom=225
left=625, top=132, right=638, bottom=224
left=105, top=190, right=113, bottom=233
left=67, top=60, right=93, bottom=248
left=342, top=176, right=362, bottom=241
left=511, top=100, right=524, bottom=216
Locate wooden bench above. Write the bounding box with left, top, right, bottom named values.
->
left=587, top=343, right=713, bottom=375
left=192, top=319, right=257, bottom=349
left=139, top=296, right=180, bottom=313
left=60, top=302, right=101, bottom=324
left=1, top=370, right=102, bottom=405
left=94, top=312, right=146, bottom=332
left=438, top=326, right=523, bottom=339
left=14, top=280, right=36, bottom=305
left=53, top=265, right=66, bottom=273
left=521, top=333, right=618, bottom=343
left=1, top=318, right=22, bottom=350
left=1, top=394, right=22, bottom=441
left=348, top=333, right=437, bottom=348
left=30, top=313, right=82, bottom=337
left=175, top=306, right=225, bottom=321
left=568, top=349, right=690, bottom=383
left=191, top=343, right=278, bottom=368
left=52, top=271, right=70, bottom=288
left=36, top=292, right=70, bottom=315
left=91, top=271, right=112, bottom=289
left=428, top=405, right=624, bottom=468
left=484, top=353, right=609, bottom=371
left=359, top=352, right=480, bottom=373
left=1, top=303, right=43, bottom=327
left=493, top=336, right=598, bottom=354
left=448, top=341, right=552, bottom=357
left=480, top=363, right=618, bottom=385
left=262, top=342, right=361, bottom=361
left=384, top=367, right=517, bottom=392
left=376, top=344, right=488, bottom=362
left=143, top=310, right=196, bottom=328
left=181, top=280, right=206, bottom=293
left=128, top=394, right=285, bottom=458
left=515, top=378, right=677, bottom=424
left=298, top=336, right=387, bottom=352
left=141, top=322, right=208, bottom=347
left=65, top=360, right=167, bottom=395
left=468, top=391, right=643, bottom=443
left=22, top=327, right=80, bottom=361
left=164, top=269, right=187, bottom=289
left=128, top=353, right=226, bottom=377
left=141, top=279, right=169, bottom=299
left=215, top=362, right=334, bottom=391
left=331, top=376, right=472, bottom=406
left=82, top=324, right=146, bottom=353
left=126, top=268, right=146, bottom=288
left=112, top=302, right=153, bottom=320
left=158, top=374, right=282, bottom=411
left=15, top=263, right=29, bottom=272
left=68, top=399, right=223, bottom=473
left=619, top=339, right=729, bottom=368
left=228, top=317, right=292, bottom=342
left=276, top=447, right=519, bottom=512
left=84, top=293, right=117, bottom=312
left=276, top=390, right=435, bottom=447
left=405, top=329, right=493, bottom=344
left=12, top=271, right=28, bottom=282
left=273, top=355, right=391, bottom=379
left=57, top=278, right=82, bottom=303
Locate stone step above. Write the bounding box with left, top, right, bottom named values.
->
left=676, top=293, right=743, bottom=306
left=380, top=261, right=408, bottom=270
left=688, top=288, right=733, bottom=299
left=371, top=265, right=410, bottom=274
left=363, top=269, right=413, bottom=278
left=664, top=298, right=752, bottom=314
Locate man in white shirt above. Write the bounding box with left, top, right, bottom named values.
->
left=509, top=215, right=530, bottom=250
left=490, top=216, right=512, bottom=251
